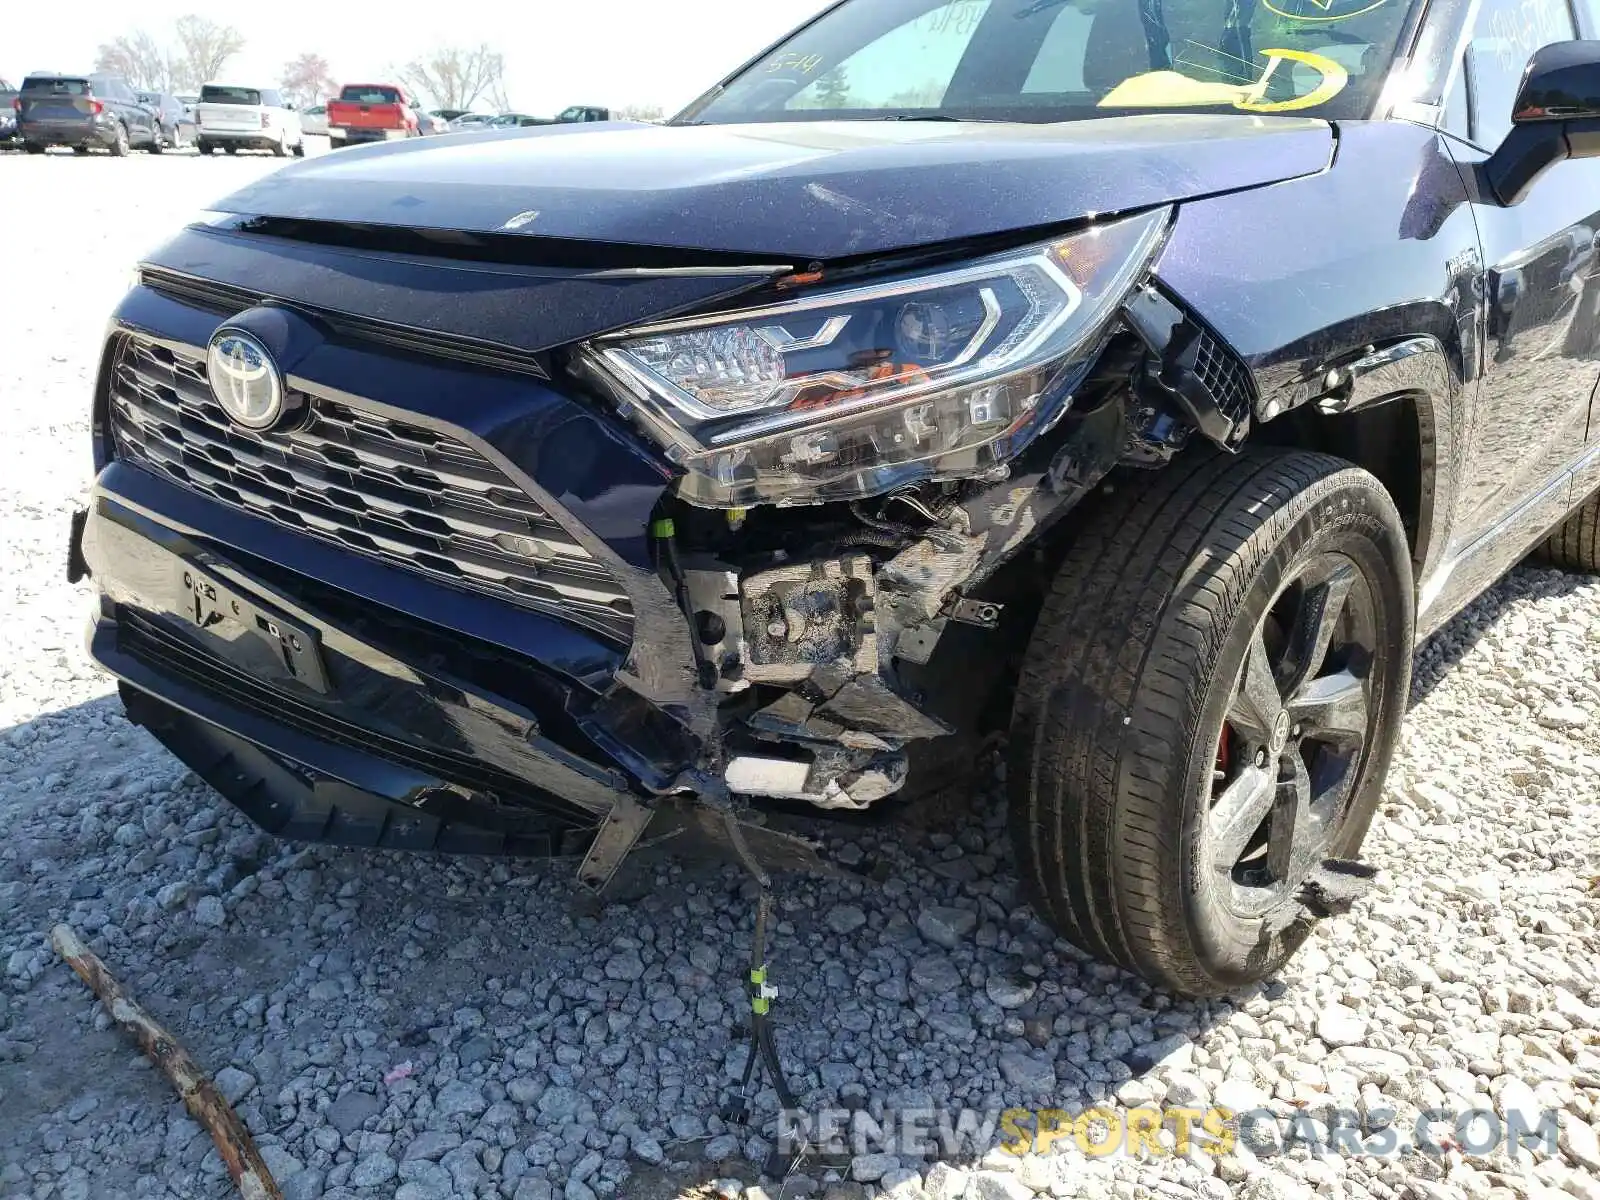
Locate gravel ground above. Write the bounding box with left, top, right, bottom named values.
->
left=2, top=151, right=1600, bottom=1200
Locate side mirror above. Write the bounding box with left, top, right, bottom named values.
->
left=1485, top=40, right=1600, bottom=205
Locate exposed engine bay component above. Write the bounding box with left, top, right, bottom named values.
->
left=947, top=596, right=1003, bottom=628
left=725, top=748, right=907, bottom=811
left=738, top=554, right=878, bottom=684
left=682, top=565, right=752, bottom=693
left=1121, top=284, right=1255, bottom=448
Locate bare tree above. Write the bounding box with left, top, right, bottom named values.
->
left=393, top=45, right=505, bottom=112
left=172, top=15, right=245, bottom=92
left=281, top=52, right=336, bottom=108
left=95, top=31, right=176, bottom=92
left=617, top=103, right=665, bottom=121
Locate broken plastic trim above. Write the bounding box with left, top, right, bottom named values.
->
left=1121, top=283, right=1254, bottom=448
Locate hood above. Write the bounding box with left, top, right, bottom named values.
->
left=212, top=114, right=1333, bottom=261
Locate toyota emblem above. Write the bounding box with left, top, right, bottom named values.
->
left=206, top=329, right=284, bottom=429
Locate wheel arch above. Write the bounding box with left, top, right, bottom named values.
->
left=1252, top=331, right=1462, bottom=594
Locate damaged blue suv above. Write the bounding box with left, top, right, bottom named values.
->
left=73, top=0, right=1600, bottom=995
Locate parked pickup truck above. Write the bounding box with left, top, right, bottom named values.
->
left=326, top=83, right=418, bottom=149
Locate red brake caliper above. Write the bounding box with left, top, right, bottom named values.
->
left=1214, top=724, right=1232, bottom=792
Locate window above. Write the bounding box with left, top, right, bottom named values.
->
left=786, top=1, right=992, bottom=110
left=688, top=0, right=1418, bottom=125
left=21, top=77, right=88, bottom=95
left=1460, top=0, right=1577, bottom=145
left=202, top=85, right=263, bottom=106
left=339, top=85, right=401, bottom=104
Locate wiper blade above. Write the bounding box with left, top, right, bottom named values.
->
left=875, top=113, right=971, bottom=122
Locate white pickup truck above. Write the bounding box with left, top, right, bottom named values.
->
left=195, top=83, right=304, bottom=157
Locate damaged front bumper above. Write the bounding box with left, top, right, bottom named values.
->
left=73, top=459, right=977, bottom=882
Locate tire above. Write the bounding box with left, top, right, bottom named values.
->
left=1007, top=449, right=1414, bottom=996
left=73, top=145, right=90, bottom=156
left=24, top=142, right=45, bottom=154
left=149, top=130, right=164, bottom=155
left=110, top=123, right=129, bottom=157
left=224, top=144, right=237, bottom=155
left=198, top=140, right=213, bottom=155
left=1534, top=486, right=1600, bottom=573
left=292, top=139, right=305, bottom=157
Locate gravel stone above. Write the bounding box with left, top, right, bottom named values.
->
left=326, top=1091, right=382, bottom=1135
left=984, top=974, right=1036, bottom=1009
left=603, top=949, right=645, bottom=981
left=193, top=895, right=226, bottom=927
left=402, top=1131, right=462, bottom=1161
left=998, top=1049, right=1055, bottom=1091
left=213, top=1066, right=256, bottom=1105
left=434, top=1080, right=486, bottom=1118
left=1314, top=1003, right=1369, bottom=1048
left=350, top=1153, right=397, bottom=1187
left=826, top=905, right=868, bottom=935
left=1562, top=1119, right=1600, bottom=1172
left=850, top=1153, right=899, bottom=1182
left=909, top=954, right=962, bottom=994
left=916, top=906, right=977, bottom=949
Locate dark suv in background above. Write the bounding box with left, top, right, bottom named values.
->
left=137, top=92, right=197, bottom=151
left=17, top=73, right=159, bottom=155
left=73, top=0, right=1600, bottom=997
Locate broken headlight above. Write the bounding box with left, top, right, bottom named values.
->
left=584, top=207, right=1170, bottom=507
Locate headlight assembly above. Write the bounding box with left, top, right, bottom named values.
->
left=583, top=207, right=1171, bottom=507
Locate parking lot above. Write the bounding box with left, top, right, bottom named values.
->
left=1, top=151, right=1599, bottom=1200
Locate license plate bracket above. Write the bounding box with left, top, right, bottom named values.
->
left=178, top=564, right=331, bottom=695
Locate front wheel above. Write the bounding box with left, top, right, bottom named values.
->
left=24, top=142, right=46, bottom=155
left=1008, top=450, right=1413, bottom=996
left=197, top=140, right=213, bottom=155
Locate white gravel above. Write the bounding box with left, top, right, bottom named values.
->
left=3, top=150, right=1600, bottom=1200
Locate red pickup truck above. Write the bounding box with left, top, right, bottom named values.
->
left=325, top=83, right=418, bottom=149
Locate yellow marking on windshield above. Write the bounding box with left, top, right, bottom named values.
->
left=1097, top=47, right=1350, bottom=112
left=1234, top=49, right=1350, bottom=111
left=1262, top=0, right=1392, bottom=22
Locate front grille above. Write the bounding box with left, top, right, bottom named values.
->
left=108, top=335, right=634, bottom=641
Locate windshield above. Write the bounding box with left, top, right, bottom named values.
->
left=22, top=77, right=89, bottom=95
left=201, top=85, right=261, bottom=105
left=682, top=0, right=1415, bottom=124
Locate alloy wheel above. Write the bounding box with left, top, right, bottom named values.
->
left=1207, top=552, right=1378, bottom=916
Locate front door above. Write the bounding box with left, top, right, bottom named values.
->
left=1441, top=0, right=1600, bottom=548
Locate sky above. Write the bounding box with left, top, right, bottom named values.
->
left=3, top=0, right=832, bottom=115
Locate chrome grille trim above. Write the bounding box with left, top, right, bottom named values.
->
left=108, top=335, right=634, bottom=641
